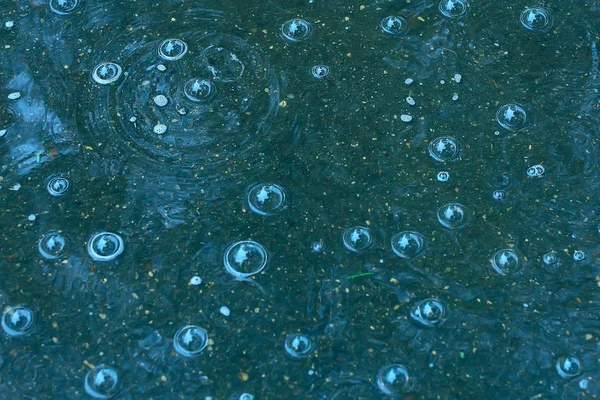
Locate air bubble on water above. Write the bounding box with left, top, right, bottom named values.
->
left=311, top=65, right=331, bottom=79
left=9, top=183, right=21, bottom=191
left=183, top=78, right=215, bottom=101
left=376, top=364, right=412, bottom=396
left=47, top=176, right=71, bottom=196
left=153, top=95, right=168, bottom=107
left=158, top=38, right=188, bottom=61
left=156, top=64, right=166, bottom=72
left=311, top=240, right=325, bottom=253
left=342, top=226, right=374, bottom=252
left=87, top=232, right=124, bottom=262
left=5, top=21, right=14, bottom=29
left=28, top=214, right=36, bottom=221
left=219, top=306, right=231, bottom=317
left=573, top=250, right=585, bottom=261
left=428, top=136, right=460, bottom=162
left=410, top=298, right=448, bottom=328
left=437, top=171, right=450, bottom=182
left=281, top=19, right=313, bottom=42
left=491, top=249, right=521, bottom=275
left=437, top=202, right=470, bottom=229
left=84, top=365, right=120, bottom=399
left=400, top=114, right=413, bottom=122
left=556, top=356, right=583, bottom=379
left=452, top=94, right=459, bottom=101
left=92, top=62, right=122, bottom=85
left=496, top=104, right=528, bottom=131
left=380, top=16, right=408, bottom=36
left=189, top=276, right=202, bottom=286
left=247, top=184, right=287, bottom=216
left=526, top=164, right=545, bottom=178
left=284, top=333, right=315, bottom=358
left=405, top=78, right=413, bottom=85
left=153, top=123, right=167, bottom=135
left=406, top=96, right=415, bottom=106
left=1, top=305, right=35, bottom=337
left=520, top=7, right=553, bottom=33
left=439, top=0, right=469, bottom=18
left=173, top=325, right=209, bottom=358
left=49, top=0, right=80, bottom=15
left=0, top=129, right=6, bottom=137
left=454, top=73, right=462, bottom=83
left=391, top=231, right=426, bottom=259
left=224, top=241, right=268, bottom=278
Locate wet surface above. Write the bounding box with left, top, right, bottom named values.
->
left=1, top=0, right=600, bottom=398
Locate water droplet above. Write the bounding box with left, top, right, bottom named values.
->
left=1, top=305, right=35, bottom=337
left=87, top=232, right=124, bottom=262
left=391, top=231, right=426, bottom=259
left=183, top=78, right=215, bottom=102
left=380, top=16, right=408, bottom=36
left=311, top=65, right=331, bottom=79
left=428, top=136, right=460, bottom=162
left=157, top=38, right=188, bottom=61
left=376, top=364, right=412, bottom=396
left=247, top=184, right=287, bottom=216
left=84, top=365, right=120, bottom=399
left=491, top=248, right=521, bottom=275
left=284, top=333, right=315, bottom=358
left=496, top=104, right=528, bottom=131
left=520, top=7, right=553, bottom=33
left=173, top=325, right=209, bottom=358
left=410, top=298, right=448, bottom=328
left=47, top=176, right=71, bottom=196
left=281, top=19, right=313, bottom=42
left=153, top=95, right=168, bottom=107
left=556, top=356, right=583, bottom=379
left=342, top=226, right=374, bottom=252
left=92, top=62, right=123, bottom=85
left=49, top=0, right=80, bottom=15
left=437, top=202, right=470, bottom=229
left=39, top=231, right=68, bottom=259
left=439, top=0, right=469, bottom=18
left=224, top=241, right=268, bottom=278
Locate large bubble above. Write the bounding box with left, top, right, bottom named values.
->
left=496, top=104, right=528, bottom=131
left=376, top=364, right=412, bottom=396
left=84, top=365, right=120, bottom=399
left=173, top=325, right=209, bottom=358
left=87, top=232, right=125, bottom=262
left=391, top=231, right=426, bottom=259
left=490, top=249, right=521, bottom=275
left=281, top=19, right=313, bottom=42
left=410, top=298, right=448, bottom=328
left=247, top=184, right=287, bottom=216
left=1, top=305, right=35, bottom=337
left=224, top=240, right=268, bottom=278
left=519, top=7, right=553, bottom=33
left=342, top=226, right=374, bottom=252
left=437, top=202, right=470, bottom=229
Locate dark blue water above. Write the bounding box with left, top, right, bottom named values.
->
left=1, top=0, right=600, bottom=398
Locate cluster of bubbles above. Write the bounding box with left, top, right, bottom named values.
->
left=38, top=230, right=125, bottom=262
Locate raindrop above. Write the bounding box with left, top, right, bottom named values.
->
left=410, top=298, right=448, bottom=328
left=84, top=365, right=120, bottom=399
left=437, top=202, right=470, bottom=229
left=342, top=226, right=374, bottom=252
left=1, top=305, right=35, bottom=337
left=439, top=0, right=469, bottom=18
left=183, top=78, right=215, bottom=102
left=556, top=356, right=583, bottom=379
left=284, top=333, right=315, bottom=358
left=38, top=231, right=68, bottom=259
left=46, top=176, right=71, bottom=196
left=391, top=231, right=426, bottom=259
left=224, top=241, right=268, bottom=278
left=376, top=364, right=412, bottom=396
left=158, top=38, right=188, bottom=61
left=49, top=0, right=80, bottom=15
left=311, top=65, right=331, bottom=79
left=92, top=62, right=123, bottom=85
left=519, top=7, right=553, bottom=33
left=428, top=136, right=460, bottom=162
left=380, top=16, right=408, bottom=36
left=490, top=248, right=521, bottom=275
left=173, top=325, right=209, bottom=358
left=87, top=232, right=124, bottom=262
left=281, top=19, right=313, bottom=42
left=496, top=104, right=528, bottom=131
left=247, top=184, right=287, bottom=216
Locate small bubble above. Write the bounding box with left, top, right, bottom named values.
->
left=153, top=95, right=168, bottom=107
left=5, top=21, right=14, bottom=28
left=573, top=250, right=585, bottom=261
left=452, top=93, right=459, bottom=101
left=437, top=171, right=450, bottom=182
left=84, top=365, right=120, bottom=399
left=404, top=78, right=413, bottom=85
left=156, top=64, right=167, bottom=72
left=311, top=65, right=331, bottom=79
left=1, top=305, right=35, bottom=337
left=219, top=306, right=231, bottom=317
left=281, top=19, right=313, bottom=42
left=380, top=16, right=408, bottom=36
left=284, top=333, right=315, bottom=358
left=189, top=276, right=202, bottom=286
left=406, top=96, right=416, bottom=106
left=400, top=114, right=413, bottom=122
left=153, top=124, right=167, bottom=135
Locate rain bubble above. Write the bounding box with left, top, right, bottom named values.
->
left=84, top=365, right=120, bottom=399
left=247, top=184, right=287, bottom=216
left=239, top=394, right=254, bottom=400
left=311, top=240, right=325, bottom=253
left=491, top=249, right=521, bottom=275
left=437, top=202, right=470, bottom=229
left=173, top=325, right=209, bottom=358
left=520, top=7, right=553, bottom=33
left=38, top=231, right=68, bottom=260
left=391, top=231, right=426, bottom=259
left=376, top=364, right=412, bottom=396
left=311, top=65, right=331, bottom=79
left=92, top=62, right=123, bottom=85
left=281, top=19, right=313, bottom=42
left=437, top=171, right=450, bottom=182
left=49, top=0, right=80, bottom=15
left=1, top=305, right=35, bottom=337
left=224, top=241, right=268, bottom=278
left=342, top=226, right=374, bottom=252
left=380, top=16, right=408, bottom=36
left=492, top=190, right=507, bottom=201
left=183, top=78, right=215, bottom=102
left=428, top=136, right=460, bottom=162
left=87, top=232, right=124, bottom=262
left=47, top=176, right=71, bottom=196
left=573, top=250, right=585, bottom=261
left=526, top=164, right=545, bottom=178
left=496, top=104, right=528, bottom=131
left=542, top=252, right=560, bottom=268
left=410, top=298, right=448, bottom=328
left=158, top=39, right=188, bottom=61
left=556, top=356, right=583, bottom=379
left=284, top=333, right=315, bottom=358
left=439, top=0, right=469, bottom=18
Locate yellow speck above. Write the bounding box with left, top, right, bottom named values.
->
left=84, top=145, right=93, bottom=151
left=279, top=100, right=287, bottom=107
left=418, top=16, right=426, bottom=22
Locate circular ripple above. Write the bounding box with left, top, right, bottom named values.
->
left=556, top=356, right=583, bottom=379
left=224, top=240, right=267, bottom=278
left=490, top=249, right=521, bottom=275
left=284, top=333, right=315, bottom=358
left=200, top=46, right=245, bottom=82
left=87, top=232, right=124, bottom=262
left=376, top=364, right=412, bottom=396
left=173, top=325, right=209, bottom=358
left=46, top=175, right=71, bottom=196
left=49, top=0, right=80, bottom=15
left=391, top=231, right=426, bottom=259
left=410, top=298, right=448, bottom=328
left=428, top=136, right=460, bottom=162
left=281, top=19, right=313, bottom=42
left=311, top=65, right=331, bottom=79
left=1, top=305, right=35, bottom=337
left=92, top=62, right=122, bottom=85
left=158, top=38, right=188, bottom=61
left=437, top=202, right=470, bottom=229
left=380, top=16, right=409, bottom=36
left=84, top=365, right=120, bottom=399
left=520, top=7, right=553, bottom=33
left=247, top=184, right=287, bottom=216
left=342, top=226, right=374, bottom=252
left=183, top=78, right=215, bottom=101
left=496, top=104, right=528, bottom=131
left=439, top=0, right=469, bottom=18
left=38, top=231, right=68, bottom=260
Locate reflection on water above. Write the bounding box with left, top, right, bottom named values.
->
left=1, top=0, right=600, bottom=398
